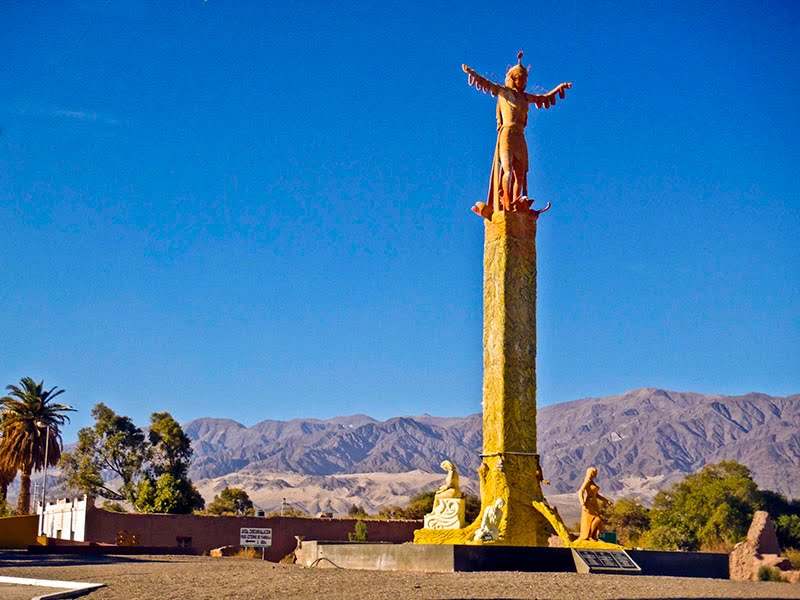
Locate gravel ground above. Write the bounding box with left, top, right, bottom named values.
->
left=0, top=553, right=799, bottom=600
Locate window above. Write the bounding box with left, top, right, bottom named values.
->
left=176, top=536, right=192, bottom=548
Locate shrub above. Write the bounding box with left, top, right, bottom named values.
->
left=757, top=565, right=783, bottom=582
left=648, top=461, right=760, bottom=551
left=784, top=548, right=800, bottom=570
left=347, top=504, right=369, bottom=518
left=101, top=500, right=127, bottom=513
left=348, top=519, right=368, bottom=542
left=206, top=487, right=254, bottom=516
left=775, top=514, right=800, bottom=550
left=602, top=497, right=650, bottom=546
left=234, top=547, right=260, bottom=559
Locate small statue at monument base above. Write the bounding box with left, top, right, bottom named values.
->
left=577, top=466, right=613, bottom=542
left=431, top=460, right=462, bottom=510
left=421, top=460, right=466, bottom=530
left=473, top=498, right=505, bottom=542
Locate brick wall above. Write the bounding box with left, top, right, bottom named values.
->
left=84, top=504, right=420, bottom=561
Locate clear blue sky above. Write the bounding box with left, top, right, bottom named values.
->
left=2, top=1, right=798, bottom=442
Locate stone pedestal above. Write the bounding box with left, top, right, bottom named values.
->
left=415, top=210, right=551, bottom=546
left=423, top=498, right=465, bottom=530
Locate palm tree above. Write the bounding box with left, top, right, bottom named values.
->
left=0, top=462, right=15, bottom=510
left=0, top=378, right=74, bottom=514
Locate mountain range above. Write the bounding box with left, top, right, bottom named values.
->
left=185, top=388, right=800, bottom=514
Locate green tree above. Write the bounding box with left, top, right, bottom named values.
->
left=148, top=412, right=194, bottom=479
left=347, top=504, right=369, bottom=518
left=648, top=461, right=760, bottom=551
left=207, top=487, right=254, bottom=516
left=60, top=403, right=149, bottom=504
left=266, top=505, right=307, bottom=518
left=464, top=493, right=481, bottom=523
left=135, top=412, right=204, bottom=514
left=375, top=504, right=405, bottom=519
left=602, top=497, right=651, bottom=546
left=0, top=462, right=16, bottom=506
left=60, top=404, right=203, bottom=514
left=134, top=472, right=204, bottom=514
left=402, top=491, right=436, bottom=519
left=101, top=500, right=127, bottom=513
left=348, top=519, right=368, bottom=541
left=376, top=490, right=480, bottom=521
left=775, top=514, right=800, bottom=550
left=0, top=378, right=74, bottom=514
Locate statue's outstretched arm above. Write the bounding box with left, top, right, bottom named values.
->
left=525, top=82, right=573, bottom=109
left=462, top=64, right=503, bottom=97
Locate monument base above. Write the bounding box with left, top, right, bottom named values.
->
left=295, top=541, right=730, bottom=578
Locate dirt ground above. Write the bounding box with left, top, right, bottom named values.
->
left=1, top=552, right=799, bottom=600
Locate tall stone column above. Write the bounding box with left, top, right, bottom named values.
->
left=477, top=210, right=550, bottom=546
left=414, top=209, right=552, bottom=546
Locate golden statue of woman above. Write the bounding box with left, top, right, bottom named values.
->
left=577, top=467, right=613, bottom=541
left=462, top=52, right=571, bottom=219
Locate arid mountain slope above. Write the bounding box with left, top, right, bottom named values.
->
left=186, top=388, right=800, bottom=509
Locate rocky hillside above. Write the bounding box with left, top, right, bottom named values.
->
left=538, top=388, right=800, bottom=498
left=186, top=388, right=800, bottom=509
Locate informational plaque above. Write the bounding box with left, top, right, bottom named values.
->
left=240, top=527, right=273, bottom=548
left=571, top=548, right=641, bottom=574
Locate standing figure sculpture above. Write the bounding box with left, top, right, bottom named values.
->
left=432, top=460, right=462, bottom=511
left=577, top=467, right=613, bottom=541
left=462, top=52, right=571, bottom=219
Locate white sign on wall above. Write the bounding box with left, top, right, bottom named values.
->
left=240, top=527, right=273, bottom=548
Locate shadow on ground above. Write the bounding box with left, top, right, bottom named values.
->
left=0, top=550, right=174, bottom=568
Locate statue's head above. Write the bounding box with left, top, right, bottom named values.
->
left=506, top=51, right=529, bottom=92
left=495, top=497, right=506, bottom=509
left=441, top=460, right=455, bottom=472
left=586, top=467, right=598, bottom=481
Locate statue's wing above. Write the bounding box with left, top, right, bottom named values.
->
left=462, top=65, right=502, bottom=97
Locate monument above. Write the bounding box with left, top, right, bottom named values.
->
left=415, top=53, right=577, bottom=547
left=296, top=54, right=731, bottom=576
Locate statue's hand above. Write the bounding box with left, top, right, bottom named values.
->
left=562, top=82, right=572, bottom=90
